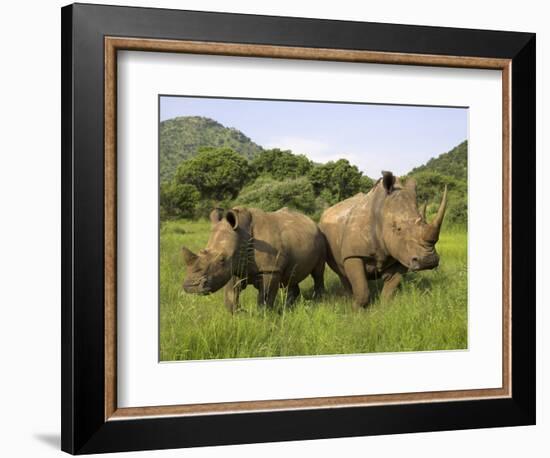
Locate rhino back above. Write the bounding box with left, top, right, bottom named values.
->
left=250, top=208, right=324, bottom=282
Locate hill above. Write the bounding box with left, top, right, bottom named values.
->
left=408, top=140, right=467, bottom=181
left=407, top=140, right=468, bottom=225
left=160, top=116, right=264, bottom=182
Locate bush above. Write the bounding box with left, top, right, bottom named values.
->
left=445, top=191, right=468, bottom=226
left=175, top=147, right=252, bottom=201
left=359, top=175, right=375, bottom=193
left=160, top=182, right=200, bottom=219
left=405, top=171, right=466, bottom=202
left=251, top=148, right=313, bottom=180
left=308, top=159, right=366, bottom=205
left=412, top=171, right=467, bottom=226
left=235, top=176, right=317, bottom=214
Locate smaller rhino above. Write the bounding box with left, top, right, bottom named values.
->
left=182, top=207, right=326, bottom=312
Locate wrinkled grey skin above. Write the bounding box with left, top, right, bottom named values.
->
left=182, top=207, right=326, bottom=312
left=319, top=171, right=448, bottom=309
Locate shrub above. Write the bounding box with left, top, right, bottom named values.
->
left=445, top=191, right=468, bottom=226
left=235, top=176, right=317, bottom=214
left=359, top=175, right=375, bottom=193
left=411, top=170, right=467, bottom=226
left=175, top=147, right=252, bottom=201
left=251, top=148, right=313, bottom=180
left=309, top=159, right=366, bottom=205
left=160, top=182, right=200, bottom=219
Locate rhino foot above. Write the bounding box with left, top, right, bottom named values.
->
left=344, top=258, right=370, bottom=310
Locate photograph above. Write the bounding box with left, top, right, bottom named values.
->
left=159, top=95, right=468, bottom=361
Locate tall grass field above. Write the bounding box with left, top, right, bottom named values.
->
left=160, top=219, right=467, bottom=361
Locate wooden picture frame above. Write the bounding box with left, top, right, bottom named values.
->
left=62, top=3, right=535, bottom=454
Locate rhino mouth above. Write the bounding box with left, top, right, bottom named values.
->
left=183, top=277, right=212, bottom=294
left=183, top=284, right=212, bottom=295
left=409, top=254, right=439, bottom=272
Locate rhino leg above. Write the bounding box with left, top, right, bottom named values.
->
left=257, top=272, right=280, bottom=308
left=311, top=258, right=326, bottom=299
left=337, top=274, right=352, bottom=293
left=344, top=257, right=370, bottom=310
left=224, top=276, right=242, bottom=313
left=380, top=265, right=406, bottom=301
left=285, top=284, right=300, bottom=306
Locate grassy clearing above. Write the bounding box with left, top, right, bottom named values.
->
left=160, top=219, right=467, bottom=361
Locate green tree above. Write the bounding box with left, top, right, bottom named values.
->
left=309, top=159, right=364, bottom=204
left=359, top=175, right=375, bottom=193
left=235, top=176, right=317, bottom=215
left=251, top=148, right=313, bottom=180
left=408, top=141, right=468, bottom=226
left=411, top=170, right=464, bottom=203
left=445, top=191, right=467, bottom=225
left=409, top=170, right=467, bottom=226
left=160, top=182, right=200, bottom=219
left=175, top=147, right=252, bottom=201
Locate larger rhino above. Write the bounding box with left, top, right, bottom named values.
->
left=319, top=171, right=448, bottom=309
left=182, top=207, right=326, bottom=312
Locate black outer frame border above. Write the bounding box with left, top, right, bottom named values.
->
left=61, top=3, right=536, bottom=455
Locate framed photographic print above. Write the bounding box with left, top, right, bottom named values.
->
left=61, top=3, right=536, bottom=454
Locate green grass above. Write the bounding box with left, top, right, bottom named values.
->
left=160, top=219, right=467, bottom=361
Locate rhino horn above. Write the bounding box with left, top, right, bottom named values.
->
left=182, top=246, right=198, bottom=265
left=425, top=186, right=448, bottom=241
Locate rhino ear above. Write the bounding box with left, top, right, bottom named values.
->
left=225, top=210, right=239, bottom=230
left=226, top=208, right=252, bottom=231
left=181, top=246, right=198, bottom=265
left=209, top=208, right=224, bottom=226
left=381, top=171, right=395, bottom=194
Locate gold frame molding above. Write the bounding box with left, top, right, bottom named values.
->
left=104, top=36, right=512, bottom=421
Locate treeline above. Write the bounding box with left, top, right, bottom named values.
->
left=160, top=147, right=373, bottom=221
left=161, top=141, right=468, bottom=225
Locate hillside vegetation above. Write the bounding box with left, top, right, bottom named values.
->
left=409, top=140, right=467, bottom=181
left=160, top=116, right=468, bottom=226
left=160, top=116, right=263, bottom=182
left=408, top=140, right=468, bottom=225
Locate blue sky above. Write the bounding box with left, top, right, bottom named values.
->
left=160, top=96, right=467, bottom=176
